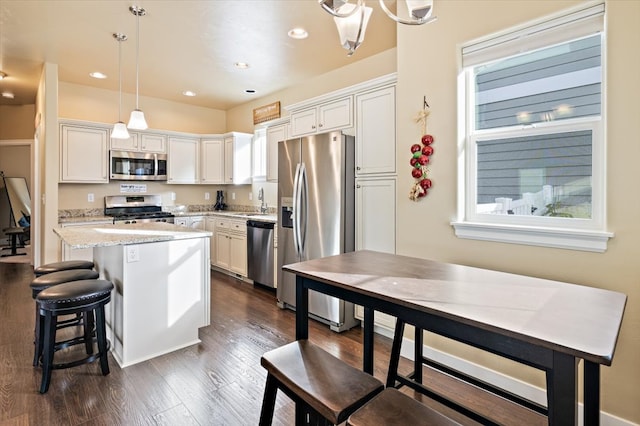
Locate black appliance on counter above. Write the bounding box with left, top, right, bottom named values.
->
left=214, top=190, right=227, bottom=211
left=104, top=194, right=175, bottom=224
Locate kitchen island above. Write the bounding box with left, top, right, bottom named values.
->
left=54, top=222, right=212, bottom=367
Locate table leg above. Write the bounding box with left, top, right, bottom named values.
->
left=363, top=307, right=374, bottom=374
left=546, top=352, right=578, bottom=425
left=414, top=327, right=423, bottom=385
left=295, top=276, right=309, bottom=340
left=584, top=360, right=600, bottom=426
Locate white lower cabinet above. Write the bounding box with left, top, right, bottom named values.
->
left=213, top=217, right=247, bottom=277
left=354, top=177, right=397, bottom=331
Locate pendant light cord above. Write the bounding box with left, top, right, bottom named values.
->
left=135, top=9, right=140, bottom=110
left=118, top=37, right=123, bottom=120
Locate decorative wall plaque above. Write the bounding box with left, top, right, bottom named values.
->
left=253, top=101, right=281, bottom=124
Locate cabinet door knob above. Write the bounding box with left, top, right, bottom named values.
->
left=311, top=125, right=316, bottom=129
left=356, top=166, right=361, bottom=170
left=319, top=123, right=323, bottom=128
left=356, top=185, right=361, bottom=189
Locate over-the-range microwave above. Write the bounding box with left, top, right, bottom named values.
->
left=110, top=150, right=167, bottom=181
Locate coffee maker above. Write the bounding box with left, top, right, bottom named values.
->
left=214, top=190, right=226, bottom=211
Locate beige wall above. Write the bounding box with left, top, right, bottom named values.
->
left=396, top=0, right=639, bottom=422
left=226, top=48, right=397, bottom=132
left=0, top=105, right=36, bottom=139
left=58, top=82, right=227, bottom=134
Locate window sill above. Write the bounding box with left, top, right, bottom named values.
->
left=451, top=221, right=613, bottom=252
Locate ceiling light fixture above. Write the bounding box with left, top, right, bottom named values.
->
left=319, top=0, right=437, bottom=55
left=89, top=72, right=107, bottom=79
left=0, top=71, right=7, bottom=80
left=234, top=62, right=250, bottom=69
left=182, top=90, right=196, bottom=97
left=111, top=33, right=130, bottom=140
left=288, top=28, right=309, bottom=39
left=127, top=5, right=148, bottom=130
left=2, top=92, right=15, bottom=99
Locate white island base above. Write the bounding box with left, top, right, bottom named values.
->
left=93, top=237, right=211, bottom=367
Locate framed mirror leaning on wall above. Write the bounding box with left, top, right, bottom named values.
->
left=1, top=171, right=31, bottom=247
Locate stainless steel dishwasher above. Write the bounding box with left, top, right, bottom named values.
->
left=247, top=220, right=275, bottom=288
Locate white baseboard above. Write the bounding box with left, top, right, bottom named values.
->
left=395, top=335, right=636, bottom=426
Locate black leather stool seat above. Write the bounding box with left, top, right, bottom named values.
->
left=259, top=340, right=384, bottom=425
left=30, top=269, right=100, bottom=298
left=34, top=260, right=95, bottom=277
left=347, top=388, right=462, bottom=426
left=36, top=279, right=113, bottom=393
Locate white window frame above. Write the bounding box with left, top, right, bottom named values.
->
left=451, top=1, right=613, bottom=252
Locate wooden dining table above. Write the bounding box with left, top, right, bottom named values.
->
left=283, top=250, right=627, bottom=426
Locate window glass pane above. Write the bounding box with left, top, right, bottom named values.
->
left=476, top=130, right=592, bottom=218
left=474, top=34, right=601, bottom=130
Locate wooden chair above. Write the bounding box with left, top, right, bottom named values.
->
left=259, top=340, right=384, bottom=425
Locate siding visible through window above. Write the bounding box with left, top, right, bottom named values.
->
left=475, top=35, right=601, bottom=130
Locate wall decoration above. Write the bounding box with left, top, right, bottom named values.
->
left=409, top=97, right=434, bottom=201
left=253, top=101, right=281, bottom=124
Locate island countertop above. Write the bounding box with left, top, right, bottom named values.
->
left=54, top=222, right=212, bottom=249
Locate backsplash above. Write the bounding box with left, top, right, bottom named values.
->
left=58, top=204, right=276, bottom=220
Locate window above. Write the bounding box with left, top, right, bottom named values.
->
left=452, top=2, right=613, bottom=252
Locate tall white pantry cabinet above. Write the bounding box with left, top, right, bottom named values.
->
left=354, top=83, right=397, bottom=332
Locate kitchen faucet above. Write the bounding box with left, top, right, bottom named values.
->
left=259, top=188, right=268, bottom=214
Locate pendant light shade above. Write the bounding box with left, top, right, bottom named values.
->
left=128, top=6, right=148, bottom=130
left=111, top=33, right=130, bottom=140
left=320, top=0, right=436, bottom=55
left=333, top=2, right=372, bottom=56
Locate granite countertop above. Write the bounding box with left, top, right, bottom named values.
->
left=59, top=211, right=277, bottom=225
left=54, top=222, right=212, bottom=249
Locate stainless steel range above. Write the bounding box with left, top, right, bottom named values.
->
left=104, top=194, right=175, bottom=224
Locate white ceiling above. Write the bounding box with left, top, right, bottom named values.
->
left=0, top=0, right=397, bottom=110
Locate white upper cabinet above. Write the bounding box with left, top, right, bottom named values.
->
left=224, top=132, right=252, bottom=185
left=266, top=121, right=288, bottom=182
left=289, top=97, right=352, bottom=137
left=60, top=123, right=109, bottom=183
left=110, top=132, right=166, bottom=153
left=200, top=137, right=224, bottom=184
left=167, top=136, right=199, bottom=184
left=355, top=86, right=396, bottom=176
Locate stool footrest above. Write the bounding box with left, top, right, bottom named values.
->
left=50, top=340, right=111, bottom=370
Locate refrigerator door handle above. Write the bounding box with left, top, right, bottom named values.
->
left=299, top=162, right=308, bottom=258
left=292, top=162, right=302, bottom=258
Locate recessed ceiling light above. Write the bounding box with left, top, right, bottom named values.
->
left=234, top=62, right=250, bottom=69
left=0, top=71, right=7, bottom=80
left=245, top=89, right=256, bottom=94
left=90, top=72, right=107, bottom=79
left=288, top=28, right=308, bottom=39
left=2, top=92, right=15, bottom=99
left=182, top=90, right=196, bottom=97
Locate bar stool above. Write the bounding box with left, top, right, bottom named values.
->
left=36, top=279, right=113, bottom=393
left=1, top=227, right=26, bottom=257
left=347, top=388, right=461, bottom=426
left=259, top=340, right=384, bottom=425
left=34, top=260, right=95, bottom=277
left=30, top=269, right=100, bottom=366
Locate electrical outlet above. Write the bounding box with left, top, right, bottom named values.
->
left=232, top=192, right=236, bottom=200
left=171, top=192, right=176, bottom=201
left=88, top=193, right=94, bottom=202
left=205, top=192, right=210, bottom=200
left=126, top=246, right=140, bottom=263
left=249, top=192, right=253, bottom=201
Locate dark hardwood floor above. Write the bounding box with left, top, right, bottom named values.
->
left=0, top=262, right=545, bottom=425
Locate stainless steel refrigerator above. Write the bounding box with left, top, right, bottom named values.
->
left=277, top=131, right=359, bottom=332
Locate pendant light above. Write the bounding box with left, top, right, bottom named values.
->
left=127, top=5, right=148, bottom=130
left=111, top=33, right=130, bottom=139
